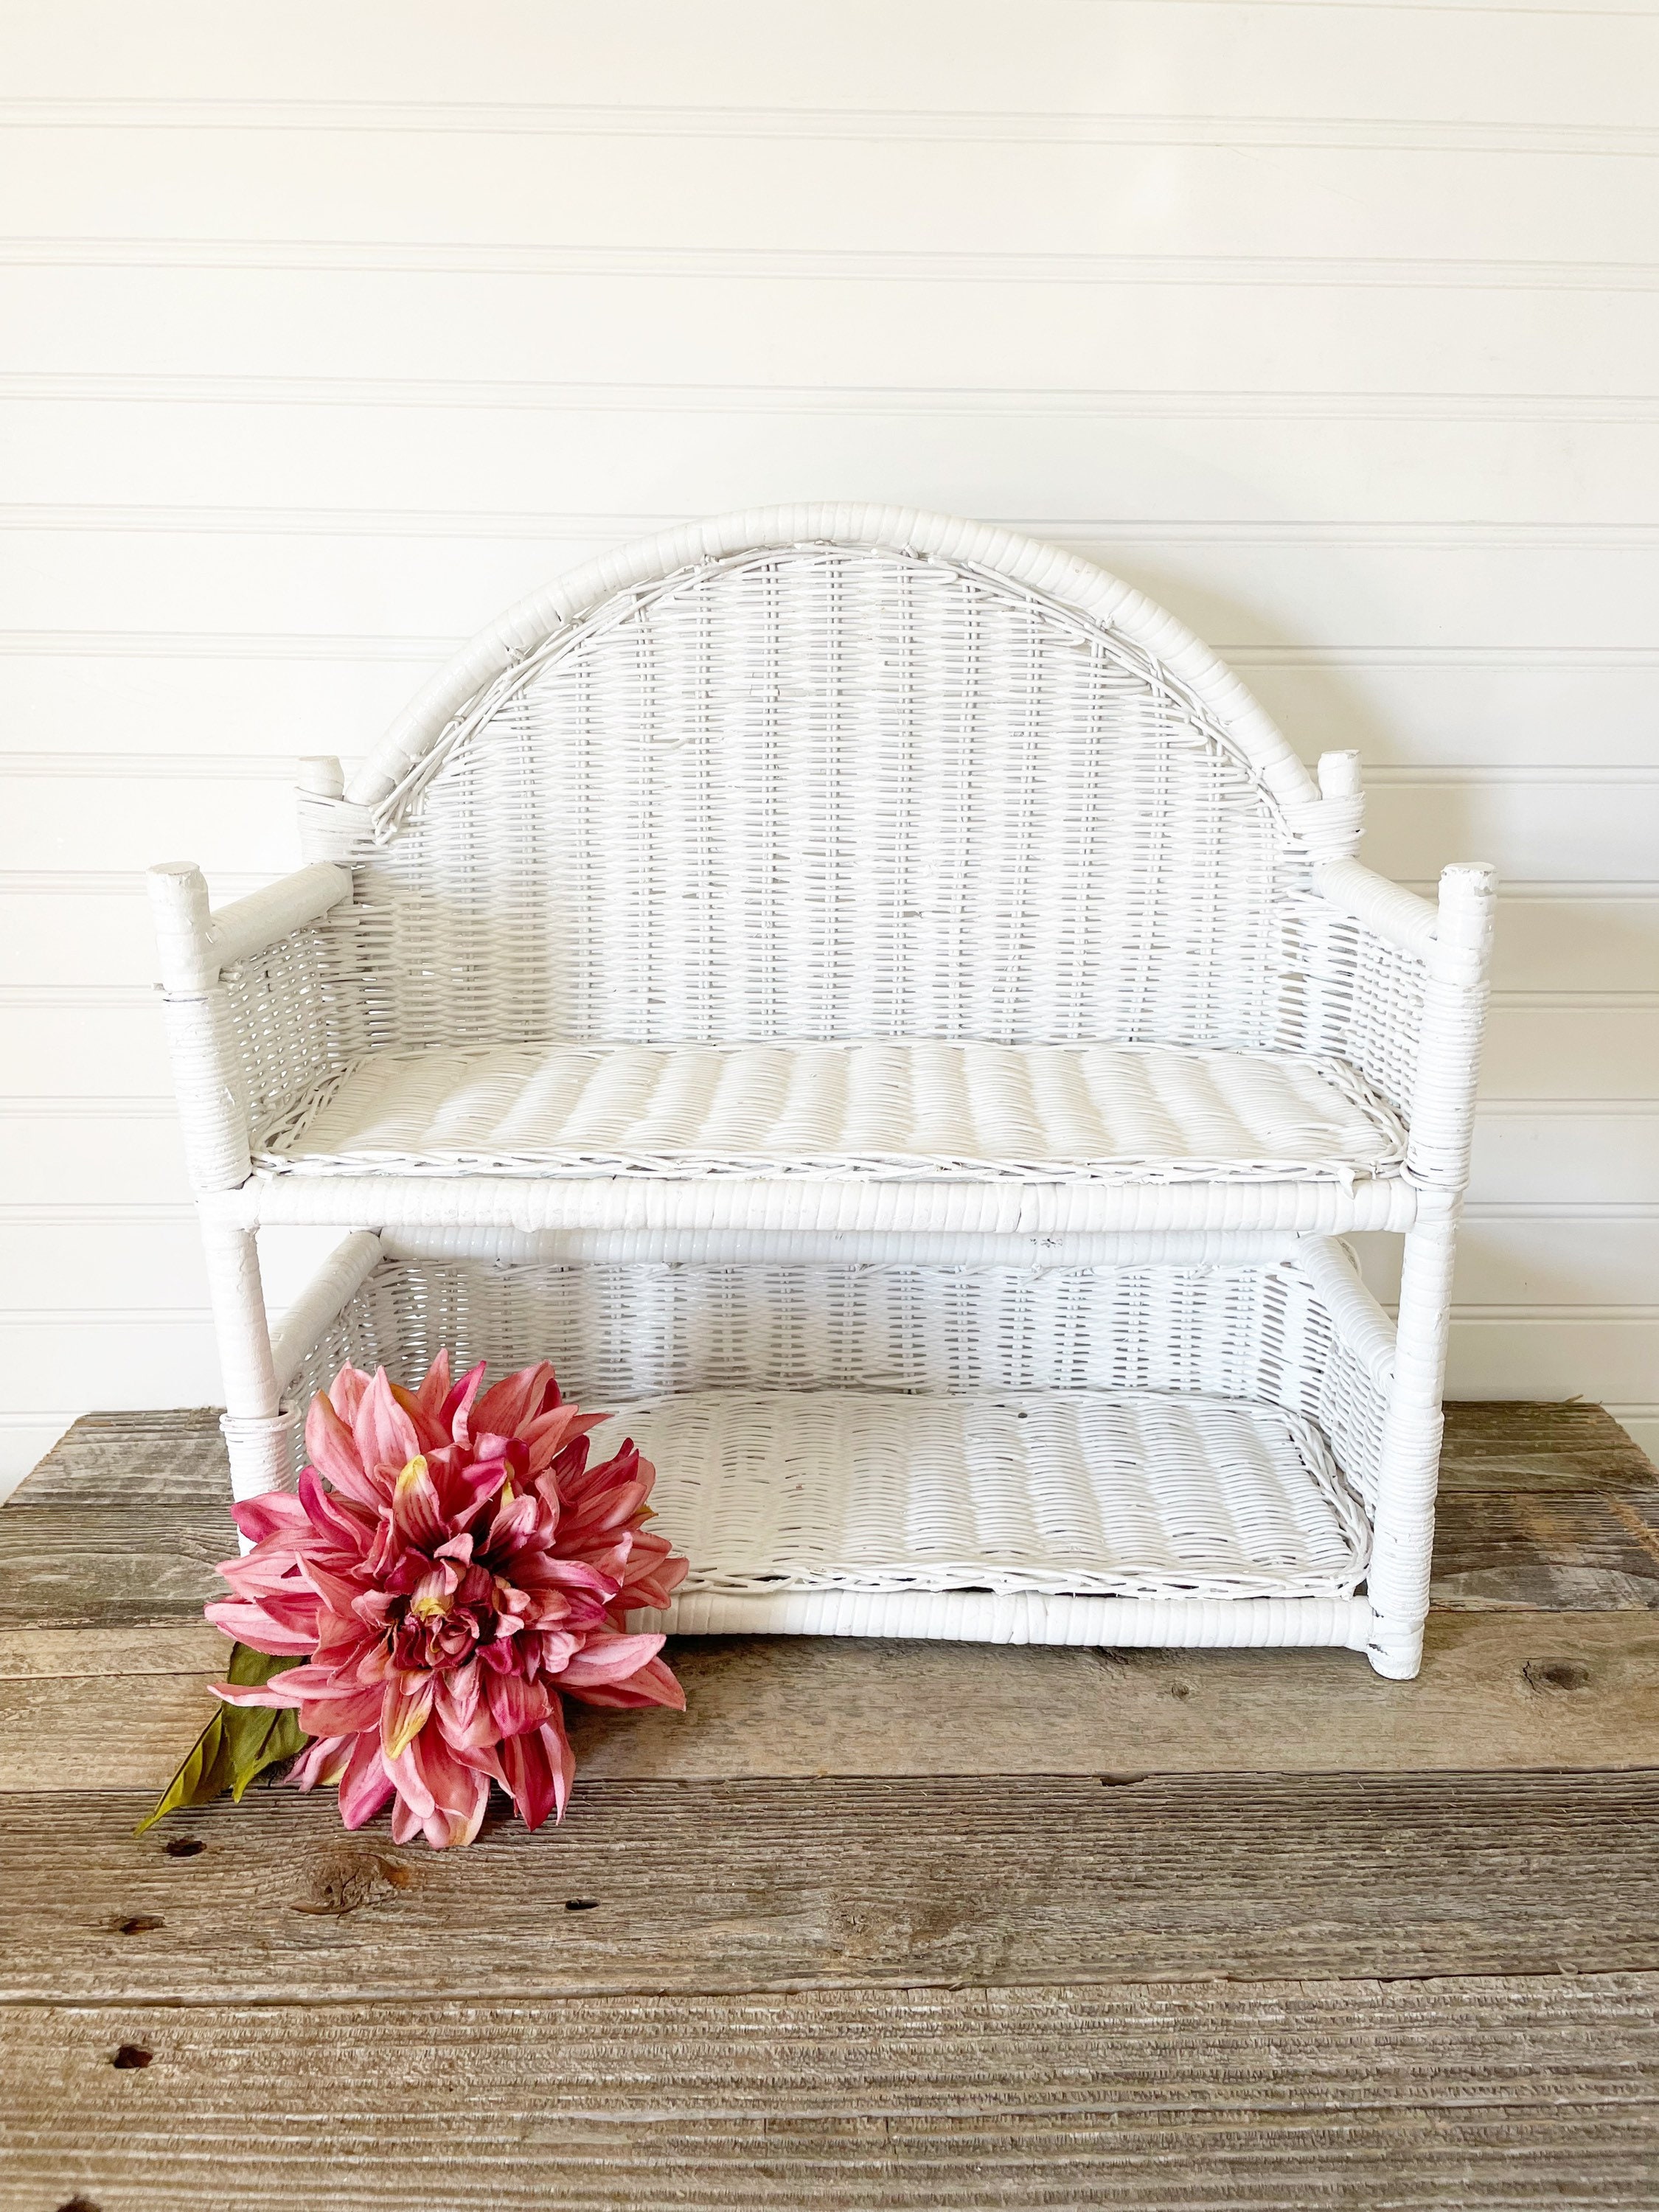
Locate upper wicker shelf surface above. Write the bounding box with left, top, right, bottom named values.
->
left=256, top=1038, right=1405, bottom=1186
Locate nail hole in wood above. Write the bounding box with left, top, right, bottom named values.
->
left=116, top=1916, right=164, bottom=1935
left=163, top=1837, right=204, bottom=1858
left=1169, top=1681, right=1193, bottom=1700
left=564, top=1899, right=599, bottom=1912
left=1523, top=1657, right=1593, bottom=1694
left=111, top=2045, right=152, bottom=2070
left=1099, top=1773, right=1150, bottom=1787
left=56, top=2196, right=101, bottom=2211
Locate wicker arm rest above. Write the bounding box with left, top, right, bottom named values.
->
left=148, top=860, right=361, bottom=1192
left=150, top=861, right=352, bottom=994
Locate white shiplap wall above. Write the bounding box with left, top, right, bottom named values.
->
left=4, top=0, right=1658, bottom=1489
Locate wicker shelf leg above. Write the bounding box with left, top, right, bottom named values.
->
left=1364, top=1211, right=1457, bottom=1679
left=200, top=1220, right=292, bottom=1506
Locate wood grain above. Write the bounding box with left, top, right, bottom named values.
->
left=0, top=1673, right=221, bottom=1792
left=564, top=1612, right=1659, bottom=1781
left=1439, top=1402, right=1659, bottom=1492
left=0, top=1624, right=226, bottom=1680
left=5, top=1976, right=1658, bottom=2211
left=5, top=1410, right=228, bottom=1508
left=0, top=1508, right=231, bottom=1632
left=4, top=1770, right=1659, bottom=2003
left=4, top=1611, right=1657, bottom=1795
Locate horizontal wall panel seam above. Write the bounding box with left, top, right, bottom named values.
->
left=7, top=103, right=1659, bottom=156
left=7, top=243, right=1659, bottom=290
left=6, top=374, right=1659, bottom=415
left=10, top=507, right=1659, bottom=550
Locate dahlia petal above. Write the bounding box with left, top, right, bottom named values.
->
left=414, top=1349, right=453, bottom=1422
left=210, top=1673, right=306, bottom=1710
left=302, top=1558, right=374, bottom=1624
left=289, top=1734, right=351, bottom=1791
left=392, top=1725, right=490, bottom=1849
left=329, top=1364, right=372, bottom=1420
left=203, top=1599, right=318, bottom=1655
left=354, top=1368, right=421, bottom=1484
left=522, top=1406, right=604, bottom=1476
left=553, top=1631, right=666, bottom=1688
left=297, top=1466, right=377, bottom=1548
left=485, top=1669, right=552, bottom=1739
left=473, top=1363, right=552, bottom=1441
left=487, top=1489, right=540, bottom=1554
left=305, top=1389, right=383, bottom=1507
left=336, top=1733, right=397, bottom=1829
left=434, top=1657, right=483, bottom=1740
left=564, top=1652, right=686, bottom=1711
left=380, top=1671, right=437, bottom=1761
left=495, top=1708, right=571, bottom=1832
left=389, top=1792, right=422, bottom=1845
left=391, top=1455, right=445, bottom=1548
left=514, top=1556, right=617, bottom=1601
left=389, top=1377, right=448, bottom=1454
left=230, top=1489, right=310, bottom=1545
left=442, top=1362, right=487, bottom=1450
left=617, top=1543, right=691, bottom=1613
left=221, top=1587, right=324, bottom=1640
left=214, top=1538, right=309, bottom=1591
left=296, top=1682, right=386, bottom=1736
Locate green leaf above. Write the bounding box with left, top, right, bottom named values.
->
left=133, top=1645, right=309, bottom=1835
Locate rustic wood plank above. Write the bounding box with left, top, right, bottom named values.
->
left=0, top=1674, right=221, bottom=1792
left=7, top=1410, right=228, bottom=1508
left=10, top=1486, right=1659, bottom=1632
left=5, top=1977, right=1657, bottom=2210
left=1430, top=1486, right=1659, bottom=1610
left=565, top=1613, right=1659, bottom=1781
left=4, top=1770, right=1658, bottom=2003
left=5, top=1613, right=1657, bottom=1794
left=0, top=1509, right=232, bottom=1632
left=0, top=1626, right=226, bottom=1680
left=1439, top=1401, right=1657, bottom=1491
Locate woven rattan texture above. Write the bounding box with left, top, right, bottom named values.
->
left=584, top=1387, right=1368, bottom=1601
left=215, top=544, right=1429, bottom=1160
left=283, top=1256, right=1389, bottom=1601
left=254, top=1038, right=1406, bottom=1183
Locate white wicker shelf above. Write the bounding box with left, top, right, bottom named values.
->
left=150, top=504, right=1497, bottom=1677
left=254, top=1038, right=1405, bottom=1186
left=585, top=1385, right=1371, bottom=1605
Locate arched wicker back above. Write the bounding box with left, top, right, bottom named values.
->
left=341, top=517, right=1337, bottom=1056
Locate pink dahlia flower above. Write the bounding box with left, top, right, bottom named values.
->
left=206, top=1352, right=688, bottom=1848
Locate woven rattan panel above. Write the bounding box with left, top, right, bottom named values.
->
left=255, top=1038, right=1405, bottom=1182
left=282, top=1254, right=1392, bottom=1526
left=585, top=1388, right=1369, bottom=1602
left=349, top=545, right=1310, bottom=1054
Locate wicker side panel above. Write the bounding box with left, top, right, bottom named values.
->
left=1267, top=895, right=1427, bottom=1127
left=221, top=921, right=370, bottom=1150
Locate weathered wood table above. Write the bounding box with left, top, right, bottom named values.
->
left=1, top=1403, right=1658, bottom=2209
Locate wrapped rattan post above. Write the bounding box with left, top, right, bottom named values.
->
left=198, top=1220, right=288, bottom=1508
left=143, top=506, right=1495, bottom=1675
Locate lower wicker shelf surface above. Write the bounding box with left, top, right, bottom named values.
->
left=278, top=1248, right=1387, bottom=1655
left=597, top=1387, right=1369, bottom=1607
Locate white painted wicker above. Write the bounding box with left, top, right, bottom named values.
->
left=148, top=505, right=1495, bottom=1678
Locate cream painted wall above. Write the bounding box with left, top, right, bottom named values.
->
left=3, top=0, right=1658, bottom=1487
